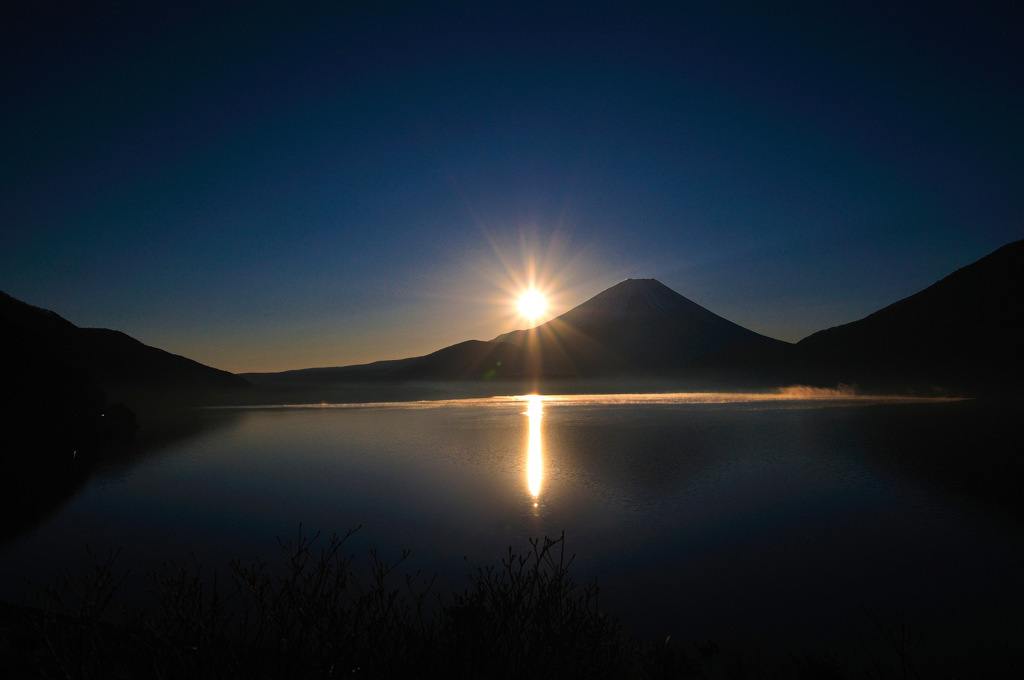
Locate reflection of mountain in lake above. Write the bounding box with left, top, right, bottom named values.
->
left=544, top=399, right=1022, bottom=529
left=0, top=407, right=247, bottom=545
left=5, top=397, right=1018, bottom=676
left=1, top=291, right=254, bottom=543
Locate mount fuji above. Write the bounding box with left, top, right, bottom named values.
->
left=491, top=278, right=782, bottom=377
left=246, top=278, right=783, bottom=385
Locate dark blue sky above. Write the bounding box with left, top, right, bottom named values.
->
left=3, top=1, right=1020, bottom=372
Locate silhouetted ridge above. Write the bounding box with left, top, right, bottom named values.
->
left=789, top=239, right=1024, bottom=394
left=244, top=279, right=783, bottom=385
left=492, top=278, right=783, bottom=376
left=1, top=291, right=258, bottom=542
left=1, top=291, right=251, bottom=410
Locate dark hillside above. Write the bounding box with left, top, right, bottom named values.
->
left=789, top=240, right=1024, bottom=395
left=1, top=291, right=251, bottom=409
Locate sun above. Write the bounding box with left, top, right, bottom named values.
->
left=517, top=289, right=548, bottom=322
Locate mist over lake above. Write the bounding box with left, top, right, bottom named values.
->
left=2, top=393, right=1021, bottom=672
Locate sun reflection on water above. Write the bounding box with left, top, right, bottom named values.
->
left=524, top=395, right=543, bottom=505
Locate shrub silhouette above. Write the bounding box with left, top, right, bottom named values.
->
left=9, top=530, right=647, bottom=679
left=6, top=528, right=971, bottom=679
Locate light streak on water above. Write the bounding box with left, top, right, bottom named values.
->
left=524, top=395, right=543, bottom=502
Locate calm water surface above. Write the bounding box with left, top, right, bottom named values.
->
left=3, top=393, right=1022, bottom=665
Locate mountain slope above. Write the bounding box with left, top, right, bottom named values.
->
left=787, top=240, right=1024, bottom=393
left=244, top=340, right=522, bottom=385
left=493, top=278, right=784, bottom=376
left=1, top=291, right=251, bottom=409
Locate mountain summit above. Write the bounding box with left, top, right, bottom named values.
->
left=492, top=278, right=781, bottom=376
left=557, top=278, right=703, bottom=319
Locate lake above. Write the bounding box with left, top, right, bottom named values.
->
left=3, top=392, right=1022, bottom=672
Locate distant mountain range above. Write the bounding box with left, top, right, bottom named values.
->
left=4, top=240, right=1021, bottom=415
left=243, top=278, right=783, bottom=386
left=246, top=240, right=1023, bottom=397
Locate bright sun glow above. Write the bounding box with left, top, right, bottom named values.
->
left=517, top=289, right=548, bottom=321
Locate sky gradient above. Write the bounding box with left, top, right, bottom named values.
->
left=3, top=2, right=1021, bottom=373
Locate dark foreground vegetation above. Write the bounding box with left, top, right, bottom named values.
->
left=3, top=531, right=1014, bottom=679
